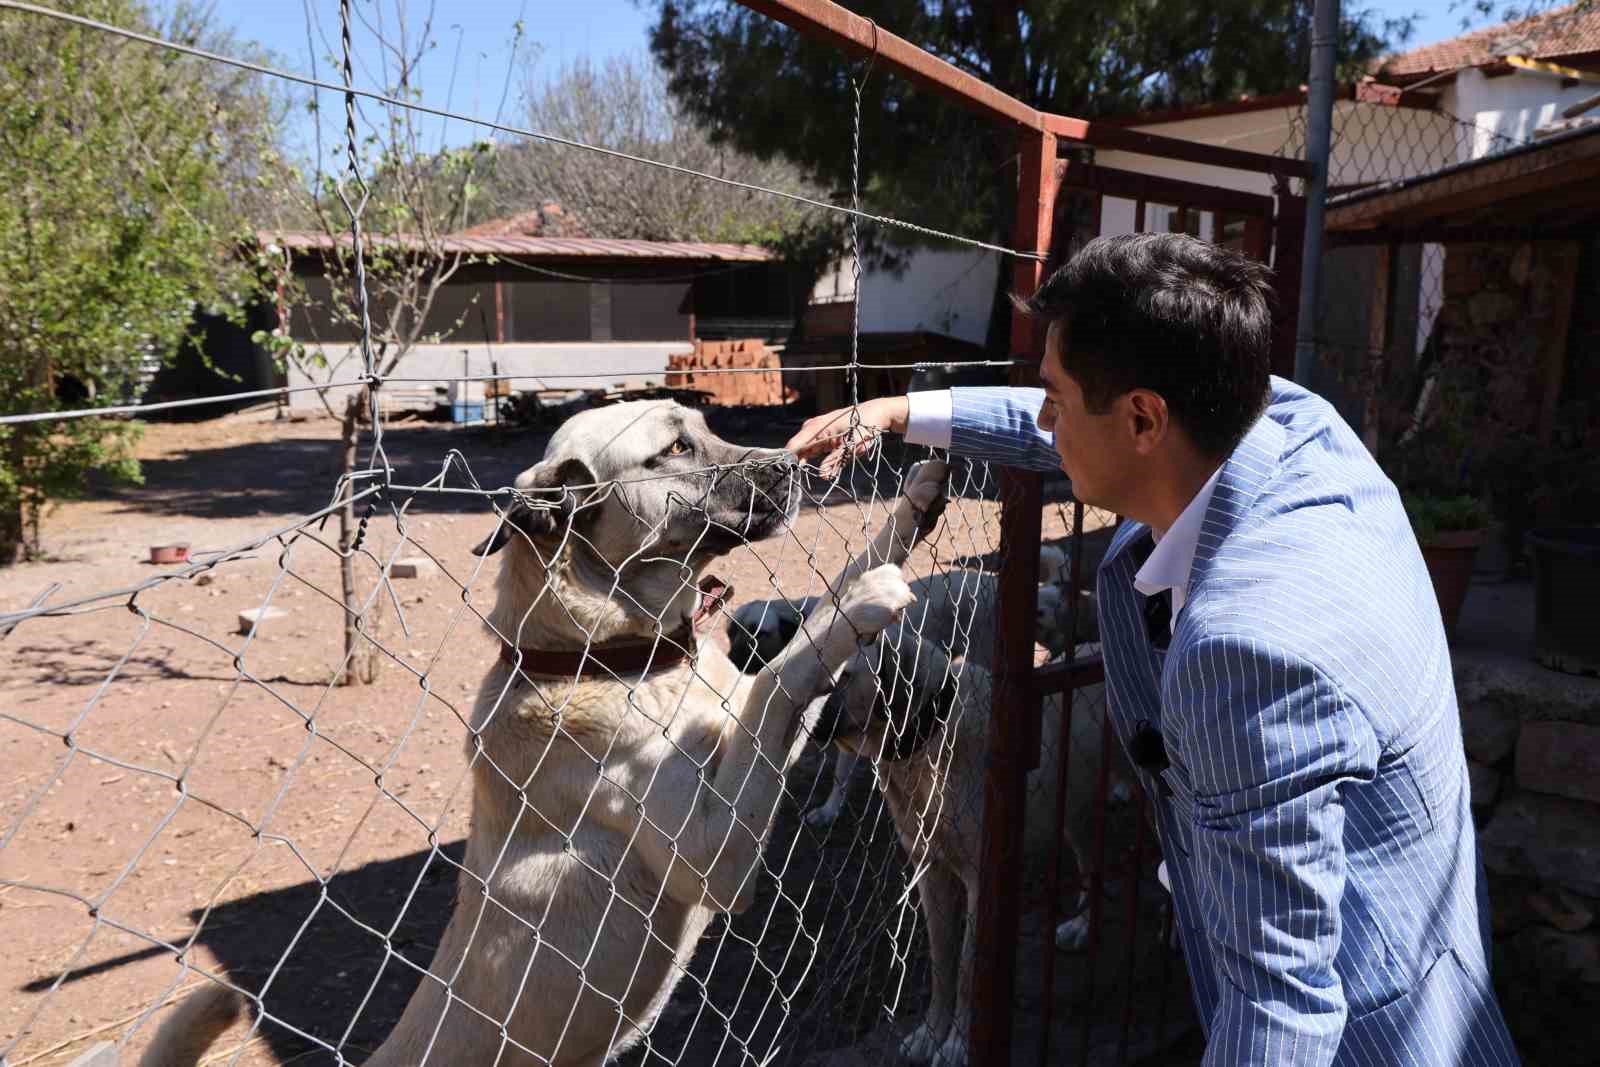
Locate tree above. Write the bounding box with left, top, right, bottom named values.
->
left=647, top=0, right=1414, bottom=355
left=252, top=6, right=513, bottom=685
left=0, top=0, right=287, bottom=563
left=482, top=54, right=834, bottom=247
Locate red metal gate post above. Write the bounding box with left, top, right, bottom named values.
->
left=969, top=125, right=1057, bottom=1066
left=1270, top=176, right=1308, bottom=381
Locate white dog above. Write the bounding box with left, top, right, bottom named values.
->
left=138, top=405, right=946, bottom=1067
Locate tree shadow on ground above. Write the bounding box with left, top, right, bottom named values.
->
left=91, top=407, right=1009, bottom=526
left=15, top=745, right=927, bottom=1066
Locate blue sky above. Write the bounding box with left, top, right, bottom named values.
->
left=206, top=0, right=1485, bottom=163
left=213, top=0, right=660, bottom=162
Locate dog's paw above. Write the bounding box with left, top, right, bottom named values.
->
left=804, top=802, right=841, bottom=828
left=934, top=1033, right=971, bottom=1066
left=1055, top=914, right=1090, bottom=952
left=899, top=1021, right=945, bottom=1063
left=903, top=459, right=949, bottom=511
left=840, top=565, right=915, bottom=637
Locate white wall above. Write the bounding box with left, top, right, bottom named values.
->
left=1094, top=100, right=1463, bottom=197
left=810, top=246, right=999, bottom=346
left=285, top=341, right=690, bottom=411
left=1441, top=68, right=1600, bottom=159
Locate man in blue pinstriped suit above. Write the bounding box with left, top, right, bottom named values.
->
left=787, top=234, right=1518, bottom=1065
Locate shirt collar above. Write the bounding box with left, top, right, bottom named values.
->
left=1133, top=464, right=1224, bottom=617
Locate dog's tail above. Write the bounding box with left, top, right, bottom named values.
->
left=137, top=982, right=245, bottom=1067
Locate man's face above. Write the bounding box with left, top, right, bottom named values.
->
left=1035, top=321, right=1131, bottom=512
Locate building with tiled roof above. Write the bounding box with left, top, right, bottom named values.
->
left=1377, top=2, right=1600, bottom=84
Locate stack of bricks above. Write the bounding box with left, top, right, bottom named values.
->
left=666, top=339, right=792, bottom=406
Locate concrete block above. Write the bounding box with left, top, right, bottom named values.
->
left=237, top=606, right=288, bottom=635
left=1517, top=720, right=1600, bottom=805
left=1482, top=790, right=1600, bottom=897
left=391, top=557, right=437, bottom=579
left=1460, top=697, right=1522, bottom=765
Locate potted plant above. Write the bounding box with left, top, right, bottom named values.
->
left=1401, top=492, right=1492, bottom=639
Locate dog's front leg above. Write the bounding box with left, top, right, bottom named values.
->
left=697, top=564, right=915, bottom=911
left=589, top=566, right=916, bottom=914
left=932, top=874, right=982, bottom=1067
left=818, top=460, right=947, bottom=603
left=899, top=862, right=963, bottom=1063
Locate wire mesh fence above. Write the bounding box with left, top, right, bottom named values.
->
left=0, top=4, right=1107, bottom=1065
left=1276, top=91, right=1593, bottom=489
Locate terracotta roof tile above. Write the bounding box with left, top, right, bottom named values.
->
left=1379, top=3, right=1600, bottom=80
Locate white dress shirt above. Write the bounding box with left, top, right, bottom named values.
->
left=904, top=389, right=955, bottom=450
left=1134, top=464, right=1223, bottom=633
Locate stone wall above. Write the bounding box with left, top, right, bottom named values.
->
left=1458, top=635, right=1600, bottom=1063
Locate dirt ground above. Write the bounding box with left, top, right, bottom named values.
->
left=0, top=405, right=1194, bottom=1066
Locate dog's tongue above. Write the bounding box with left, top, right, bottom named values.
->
left=693, top=574, right=733, bottom=632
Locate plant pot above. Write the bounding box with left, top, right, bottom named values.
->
left=1527, top=527, right=1600, bottom=678
left=1419, top=529, right=1483, bottom=639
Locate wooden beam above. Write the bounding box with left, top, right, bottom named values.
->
left=1055, top=161, right=1276, bottom=217
left=1537, top=242, right=1581, bottom=446
left=1327, top=129, right=1600, bottom=231
left=735, top=0, right=1044, bottom=131
left=1505, top=55, right=1600, bottom=83
left=1045, top=114, right=1311, bottom=178
left=1361, top=244, right=1395, bottom=455
left=1327, top=224, right=1593, bottom=246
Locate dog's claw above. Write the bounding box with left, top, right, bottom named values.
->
left=1055, top=914, right=1090, bottom=952
left=900, top=1021, right=944, bottom=1063
left=803, top=804, right=840, bottom=828
left=934, top=1034, right=971, bottom=1066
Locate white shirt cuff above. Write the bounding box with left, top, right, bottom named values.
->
left=903, top=390, right=953, bottom=449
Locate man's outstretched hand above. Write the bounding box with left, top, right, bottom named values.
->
left=785, top=396, right=910, bottom=477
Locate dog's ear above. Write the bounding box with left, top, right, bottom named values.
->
left=472, top=457, right=597, bottom=556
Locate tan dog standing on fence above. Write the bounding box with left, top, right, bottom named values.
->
left=810, top=627, right=1113, bottom=1067
left=138, top=402, right=948, bottom=1067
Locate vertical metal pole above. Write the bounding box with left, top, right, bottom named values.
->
left=1293, top=0, right=1339, bottom=385
left=971, top=125, right=1056, bottom=1067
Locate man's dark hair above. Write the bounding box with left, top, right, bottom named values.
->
left=1016, top=233, right=1274, bottom=457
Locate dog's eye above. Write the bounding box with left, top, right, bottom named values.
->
left=665, top=438, right=690, bottom=457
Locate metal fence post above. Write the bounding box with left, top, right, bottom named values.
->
left=969, top=124, right=1056, bottom=1066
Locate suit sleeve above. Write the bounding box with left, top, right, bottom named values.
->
left=903, top=387, right=1060, bottom=473
left=1170, top=635, right=1379, bottom=1067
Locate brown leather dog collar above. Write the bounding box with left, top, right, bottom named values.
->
left=500, top=575, right=733, bottom=682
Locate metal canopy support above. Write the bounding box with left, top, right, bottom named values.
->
left=970, top=125, right=1057, bottom=1066
left=735, top=0, right=1311, bottom=179
left=1293, top=0, right=1339, bottom=384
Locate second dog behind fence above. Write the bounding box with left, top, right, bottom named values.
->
left=727, top=545, right=1099, bottom=828
left=812, top=626, right=1116, bottom=1067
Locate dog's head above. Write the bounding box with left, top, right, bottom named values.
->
left=810, top=626, right=959, bottom=763
left=725, top=597, right=807, bottom=675
left=474, top=401, right=798, bottom=568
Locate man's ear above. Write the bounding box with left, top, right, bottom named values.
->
left=472, top=457, right=597, bottom=556
left=1125, top=390, right=1170, bottom=454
